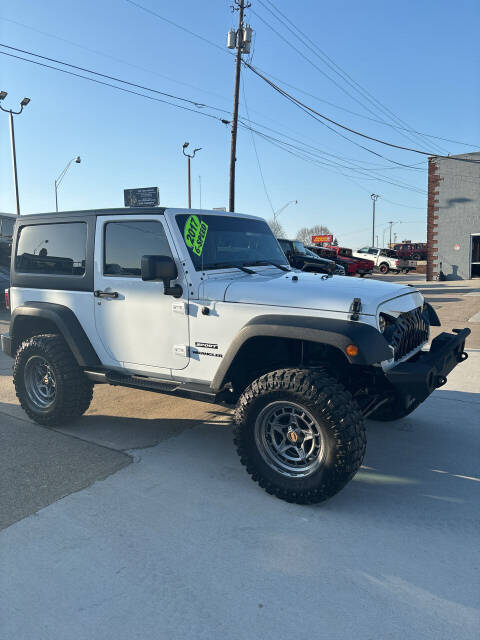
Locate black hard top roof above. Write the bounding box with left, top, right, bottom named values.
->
left=14, top=207, right=167, bottom=220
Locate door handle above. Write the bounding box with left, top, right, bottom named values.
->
left=94, top=290, right=119, bottom=298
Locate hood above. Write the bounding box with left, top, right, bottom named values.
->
left=202, top=269, right=423, bottom=315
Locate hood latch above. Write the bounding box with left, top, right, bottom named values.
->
left=350, top=297, right=362, bottom=321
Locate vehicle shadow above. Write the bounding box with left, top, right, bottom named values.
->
left=326, top=389, right=480, bottom=528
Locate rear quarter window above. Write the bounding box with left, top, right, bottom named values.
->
left=15, top=222, right=87, bottom=275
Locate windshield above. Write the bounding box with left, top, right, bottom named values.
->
left=176, top=214, right=288, bottom=271
left=293, top=241, right=308, bottom=255
left=304, top=247, right=323, bottom=260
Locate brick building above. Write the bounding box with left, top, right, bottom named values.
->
left=427, top=152, right=480, bottom=280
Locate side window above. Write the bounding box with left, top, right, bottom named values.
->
left=104, top=220, right=172, bottom=277
left=1, top=217, right=14, bottom=237
left=15, top=222, right=87, bottom=275
left=368, top=248, right=377, bottom=255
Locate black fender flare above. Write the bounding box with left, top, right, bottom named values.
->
left=10, top=302, right=101, bottom=367
left=211, top=314, right=392, bottom=391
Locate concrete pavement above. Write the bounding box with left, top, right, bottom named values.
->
left=0, top=289, right=479, bottom=639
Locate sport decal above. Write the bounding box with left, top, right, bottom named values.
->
left=184, top=214, right=208, bottom=257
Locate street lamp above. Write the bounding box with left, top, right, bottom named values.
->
left=182, top=142, right=201, bottom=209
left=370, top=194, right=380, bottom=247
left=273, top=199, right=298, bottom=223
left=0, top=91, right=31, bottom=215
left=55, top=156, right=81, bottom=212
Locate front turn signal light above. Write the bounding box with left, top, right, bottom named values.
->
left=346, top=344, right=358, bottom=357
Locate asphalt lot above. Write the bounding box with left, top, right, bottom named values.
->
left=1, top=277, right=479, bottom=639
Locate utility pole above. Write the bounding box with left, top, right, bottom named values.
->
left=182, top=142, right=201, bottom=209
left=370, top=193, right=380, bottom=246
left=227, top=0, right=252, bottom=212
left=388, top=221, right=394, bottom=247
left=0, top=92, right=31, bottom=215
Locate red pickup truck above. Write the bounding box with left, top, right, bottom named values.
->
left=309, top=246, right=357, bottom=276
left=393, top=243, right=427, bottom=261
left=323, top=246, right=374, bottom=276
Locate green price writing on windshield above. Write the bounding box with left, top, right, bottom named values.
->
left=184, top=215, right=208, bottom=257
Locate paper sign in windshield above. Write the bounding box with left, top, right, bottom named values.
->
left=184, top=215, right=208, bottom=257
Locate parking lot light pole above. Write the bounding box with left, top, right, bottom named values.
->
left=371, top=193, right=380, bottom=247
left=182, top=142, right=201, bottom=209
left=55, top=156, right=81, bottom=212
left=273, top=199, right=298, bottom=223
left=0, top=92, right=31, bottom=215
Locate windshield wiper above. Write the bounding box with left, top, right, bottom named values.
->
left=247, top=260, right=291, bottom=272
left=207, top=262, right=256, bottom=274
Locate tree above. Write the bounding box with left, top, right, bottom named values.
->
left=332, top=237, right=338, bottom=246
left=268, top=218, right=286, bottom=238
left=295, top=224, right=331, bottom=245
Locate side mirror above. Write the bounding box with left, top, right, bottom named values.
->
left=141, top=255, right=183, bottom=298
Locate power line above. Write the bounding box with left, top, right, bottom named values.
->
left=123, top=0, right=231, bottom=56
left=257, top=0, right=449, bottom=155
left=241, top=72, right=275, bottom=214
left=0, top=50, right=229, bottom=123
left=0, top=43, right=227, bottom=111
left=244, top=61, right=480, bottom=163
left=243, top=123, right=427, bottom=195
left=240, top=123, right=427, bottom=192
left=0, top=16, right=236, bottom=106
left=248, top=65, right=479, bottom=149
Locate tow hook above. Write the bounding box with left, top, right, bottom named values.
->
left=436, top=375, right=447, bottom=388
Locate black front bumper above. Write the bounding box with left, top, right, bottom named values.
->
left=1, top=333, right=12, bottom=358
left=385, top=328, right=470, bottom=403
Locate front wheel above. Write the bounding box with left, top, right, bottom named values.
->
left=234, top=368, right=366, bottom=504
left=14, top=334, right=93, bottom=426
left=379, top=262, right=389, bottom=274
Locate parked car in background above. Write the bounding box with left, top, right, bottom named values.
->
left=308, top=245, right=355, bottom=276
left=278, top=239, right=344, bottom=275
left=393, top=242, right=427, bottom=261
left=323, top=245, right=374, bottom=276
left=353, top=247, right=416, bottom=274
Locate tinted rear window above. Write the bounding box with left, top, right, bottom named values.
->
left=15, top=223, right=87, bottom=275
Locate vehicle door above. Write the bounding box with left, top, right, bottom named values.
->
left=93, top=215, right=189, bottom=372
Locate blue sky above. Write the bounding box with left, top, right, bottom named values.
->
left=1, top=0, right=479, bottom=247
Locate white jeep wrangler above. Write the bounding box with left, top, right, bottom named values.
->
left=1, top=208, right=470, bottom=504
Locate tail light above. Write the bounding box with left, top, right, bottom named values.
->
left=395, top=260, right=399, bottom=266
left=4, top=288, right=10, bottom=310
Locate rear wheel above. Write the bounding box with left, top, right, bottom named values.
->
left=14, top=334, right=93, bottom=426
left=234, top=368, right=366, bottom=504
left=379, top=262, right=389, bottom=274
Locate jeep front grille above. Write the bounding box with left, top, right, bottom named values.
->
left=388, top=306, right=430, bottom=361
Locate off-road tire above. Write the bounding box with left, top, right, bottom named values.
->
left=379, top=262, right=389, bottom=274
left=369, top=391, right=420, bottom=422
left=234, top=368, right=366, bottom=504
left=14, top=333, right=93, bottom=426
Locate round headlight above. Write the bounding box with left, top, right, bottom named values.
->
left=379, top=314, right=387, bottom=332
